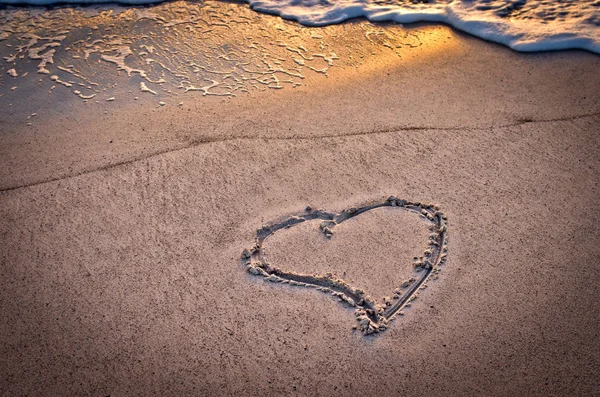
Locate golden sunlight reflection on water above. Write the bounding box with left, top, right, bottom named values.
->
left=0, top=1, right=457, bottom=106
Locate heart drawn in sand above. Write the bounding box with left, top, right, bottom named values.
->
left=241, top=197, right=448, bottom=335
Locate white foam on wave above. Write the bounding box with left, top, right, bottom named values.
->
left=245, top=0, right=600, bottom=53
left=0, top=0, right=598, bottom=54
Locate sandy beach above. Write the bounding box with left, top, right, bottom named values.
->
left=1, top=3, right=600, bottom=395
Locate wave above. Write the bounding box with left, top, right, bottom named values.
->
left=1, top=0, right=599, bottom=54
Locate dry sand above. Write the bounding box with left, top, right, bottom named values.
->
left=1, top=18, right=600, bottom=396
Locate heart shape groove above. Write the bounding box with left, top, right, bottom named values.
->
left=241, top=196, right=448, bottom=335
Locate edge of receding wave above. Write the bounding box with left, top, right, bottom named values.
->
left=1, top=0, right=598, bottom=54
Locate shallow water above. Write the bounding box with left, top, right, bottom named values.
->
left=0, top=0, right=440, bottom=115
left=0, top=0, right=597, bottom=126
left=1, top=0, right=599, bottom=53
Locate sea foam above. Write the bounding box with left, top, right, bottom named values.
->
left=0, top=0, right=598, bottom=53
left=243, top=0, right=600, bottom=53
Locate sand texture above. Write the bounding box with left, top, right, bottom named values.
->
left=244, top=198, right=448, bottom=334
left=263, top=205, right=433, bottom=302
left=1, top=12, right=600, bottom=397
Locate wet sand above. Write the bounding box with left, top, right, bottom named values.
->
left=1, top=8, right=600, bottom=396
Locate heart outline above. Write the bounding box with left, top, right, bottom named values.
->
left=241, top=196, right=448, bottom=335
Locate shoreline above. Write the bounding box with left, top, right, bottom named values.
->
left=1, top=19, right=599, bottom=191
left=1, top=0, right=599, bottom=54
